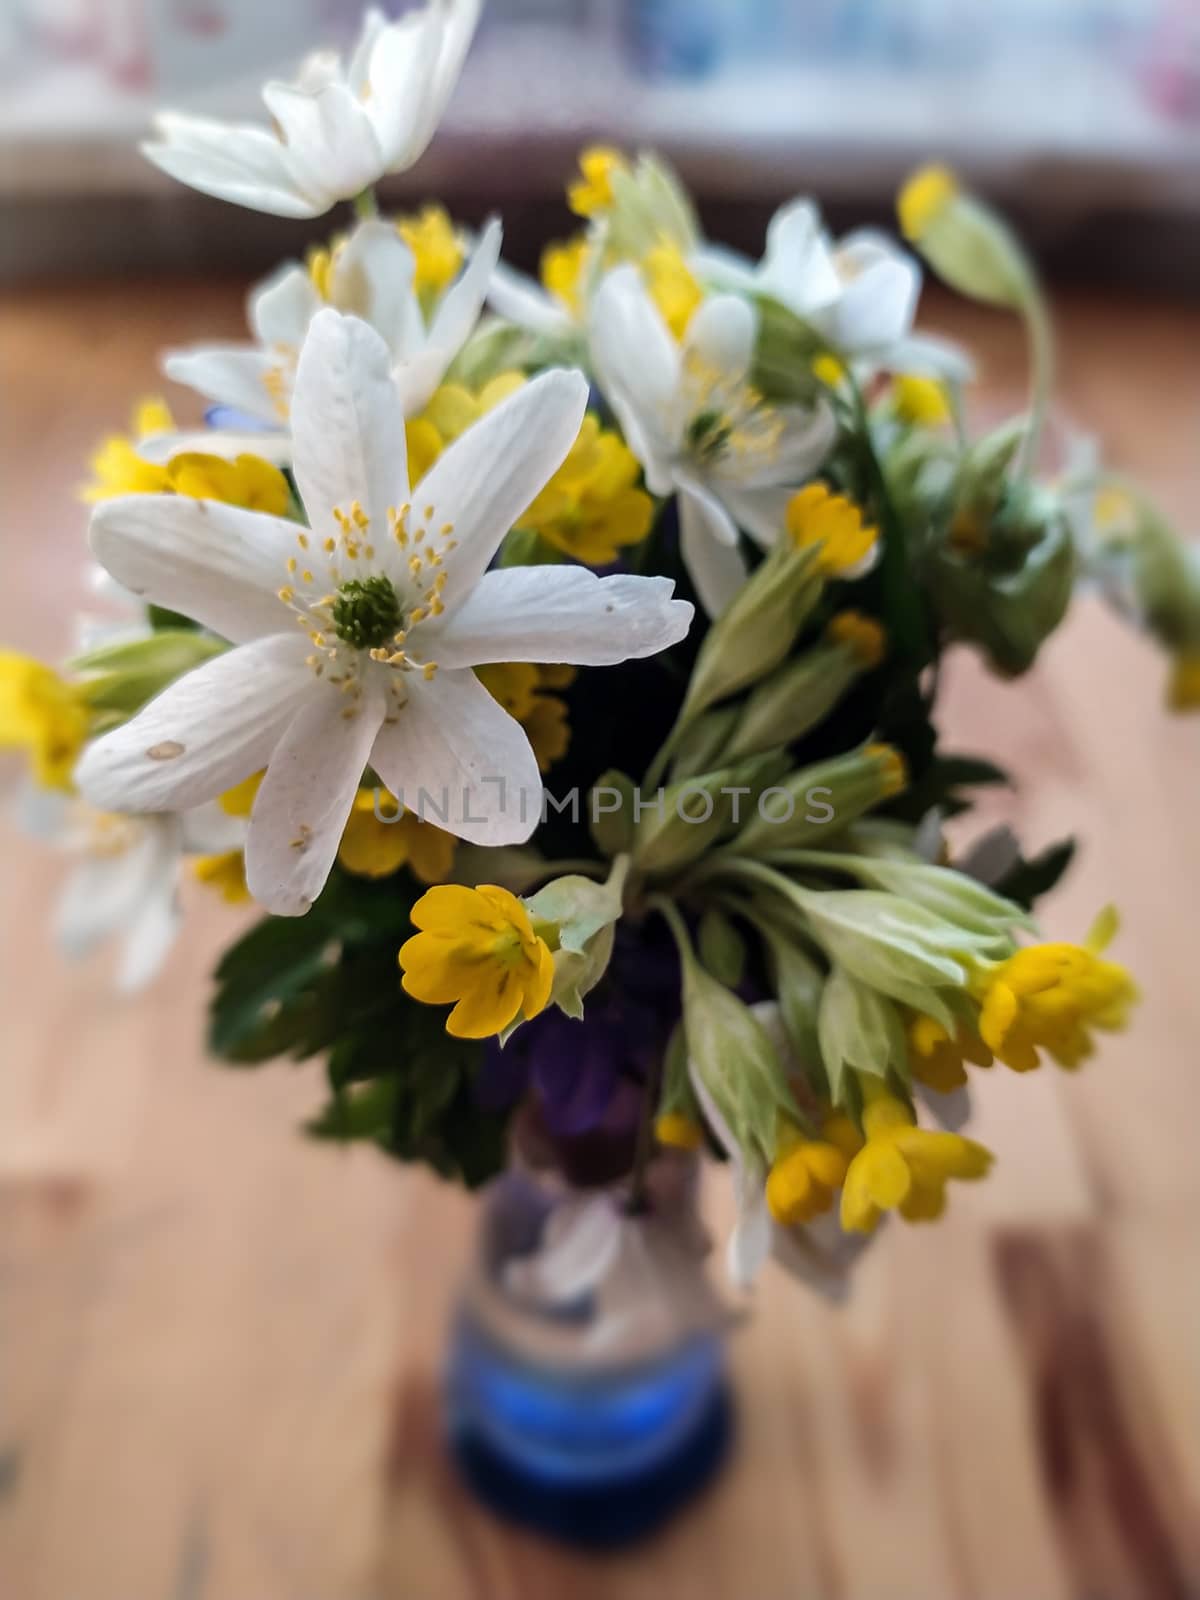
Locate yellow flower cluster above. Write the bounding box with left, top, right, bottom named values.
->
left=654, top=1111, right=705, bottom=1151
left=567, top=145, right=628, bottom=217
left=898, top=163, right=960, bottom=243
left=641, top=242, right=703, bottom=340
left=785, top=483, right=879, bottom=576
left=907, top=1014, right=993, bottom=1093
left=840, top=1090, right=992, bottom=1232
left=84, top=399, right=290, bottom=514
left=892, top=374, right=951, bottom=427
left=520, top=415, right=654, bottom=566
left=475, top=662, right=574, bottom=773
left=405, top=372, right=527, bottom=485
left=192, top=851, right=250, bottom=904
left=397, top=204, right=463, bottom=297
left=766, top=1114, right=860, bottom=1225
left=540, top=234, right=592, bottom=318
left=400, top=884, right=556, bottom=1039
left=826, top=610, right=887, bottom=669
left=0, top=652, right=89, bottom=790
left=338, top=789, right=457, bottom=884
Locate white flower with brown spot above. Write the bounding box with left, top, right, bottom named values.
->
left=77, top=309, right=693, bottom=917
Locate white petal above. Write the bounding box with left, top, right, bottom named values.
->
left=678, top=481, right=748, bottom=617
left=361, top=6, right=445, bottom=167
left=590, top=266, right=681, bottom=432
left=261, top=79, right=384, bottom=209
left=347, top=6, right=388, bottom=96
left=718, top=483, right=793, bottom=549
left=488, top=259, right=574, bottom=337
left=329, top=220, right=421, bottom=360
left=89, top=494, right=304, bottom=643
left=407, top=0, right=482, bottom=159
left=913, top=1079, right=974, bottom=1133
left=117, top=872, right=182, bottom=993
left=425, top=217, right=502, bottom=369
left=162, top=344, right=284, bottom=425
left=142, top=113, right=317, bottom=218
left=250, top=261, right=322, bottom=349
left=76, top=634, right=311, bottom=815
left=56, top=827, right=165, bottom=959
left=689, top=242, right=758, bottom=295
left=290, top=309, right=410, bottom=547
left=825, top=234, right=920, bottom=354
left=137, top=427, right=293, bottom=466
left=682, top=294, right=757, bottom=385
left=886, top=332, right=976, bottom=385
left=368, top=667, right=540, bottom=846
left=179, top=799, right=248, bottom=854
left=429, top=567, right=692, bottom=668
left=761, top=197, right=840, bottom=312
left=416, top=367, right=588, bottom=609
left=728, top=1171, right=773, bottom=1290
left=244, top=679, right=386, bottom=916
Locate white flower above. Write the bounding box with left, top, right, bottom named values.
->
left=487, top=254, right=583, bottom=343
left=21, top=788, right=243, bottom=992
left=695, top=197, right=972, bottom=381
left=147, top=217, right=500, bottom=465
left=590, top=265, right=834, bottom=616
left=142, top=2, right=481, bottom=218
left=77, top=309, right=693, bottom=917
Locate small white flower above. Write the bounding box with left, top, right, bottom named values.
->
left=695, top=197, right=971, bottom=382
left=21, top=788, right=242, bottom=993
left=149, top=217, right=501, bottom=464
left=78, top=309, right=693, bottom=918
left=487, top=254, right=583, bottom=343
left=590, top=265, right=834, bottom=616
left=142, top=1, right=481, bottom=219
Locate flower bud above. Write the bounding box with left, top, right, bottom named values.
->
left=898, top=165, right=1035, bottom=313
left=728, top=743, right=907, bottom=857
left=73, top=630, right=228, bottom=720
left=726, top=613, right=885, bottom=761
left=633, top=753, right=788, bottom=876
left=817, top=965, right=909, bottom=1101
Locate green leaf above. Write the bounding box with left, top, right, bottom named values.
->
left=993, top=837, right=1077, bottom=911
left=588, top=771, right=637, bottom=858
left=698, top=907, right=746, bottom=988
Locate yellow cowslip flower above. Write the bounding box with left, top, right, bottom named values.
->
left=397, top=204, right=463, bottom=297
left=165, top=453, right=291, bottom=516
left=654, top=1111, right=704, bottom=1151
left=520, top=415, right=654, bottom=566
left=907, top=1013, right=993, bottom=1093
left=826, top=610, right=886, bottom=669
left=193, top=850, right=250, bottom=904
left=785, top=482, right=878, bottom=576
left=812, top=353, right=848, bottom=389
left=83, top=398, right=175, bottom=500
left=400, top=883, right=556, bottom=1039
left=0, top=652, right=89, bottom=790
left=1168, top=651, right=1200, bottom=712
left=893, top=374, right=951, bottom=427
left=568, top=145, right=628, bottom=217
left=406, top=373, right=527, bottom=484
left=641, top=241, right=703, bottom=340
left=972, top=907, right=1138, bottom=1072
left=766, top=1119, right=857, bottom=1226
left=897, top=163, right=961, bottom=243
left=863, top=741, right=909, bottom=798
left=475, top=662, right=574, bottom=773
left=219, top=771, right=263, bottom=819
left=841, top=1089, right=992, bottom=1232
left=337, top=788, right=456, bottom=884
left=540, top=234, right=592, bottom=318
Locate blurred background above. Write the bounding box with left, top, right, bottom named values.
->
left=3, top=0, right=1200, bottom=283
left=3, top=5, right=1200, bottom=1599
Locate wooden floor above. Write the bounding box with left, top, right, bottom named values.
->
left=2, top=279, right=1199, bottom=1600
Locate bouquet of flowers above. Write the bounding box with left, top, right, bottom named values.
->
left=5, top=0, right=1193, bottom=1296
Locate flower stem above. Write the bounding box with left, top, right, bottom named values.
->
left=1016, top=286, right=1055, bottom=481
left=352, top=186, right=380, bottom=220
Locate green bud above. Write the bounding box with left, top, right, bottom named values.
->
left=670, top=706, right=738, bottom=780
left=521, top=858, right=628, bottom=1022
left=698, top=906, right=747, bottom=988
left=633, top=753, right=787, bottom=877
left=760, top=924, right=824, bottom=1088
left=899, top=166, right=1035, bottom=313
left=818, top=965, right=908, bottom=1102
left=726, top=615, right=885, bottom=762
left=74, top=630, right=227, bottom=719
left=813, top=854, right=1033, bottom=938
left=728, top=743, right=908, bottom=858
left=588, top=770, right=637, bottom=858
left=606, top=152, right=698, bottom=260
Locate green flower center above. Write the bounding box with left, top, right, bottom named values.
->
left=330, top=575, right=402, bottom=651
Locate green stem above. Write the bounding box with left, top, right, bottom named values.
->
left=352, top=186, right=379, bottom=220
left=1016, top=286, right=1055, bottom=482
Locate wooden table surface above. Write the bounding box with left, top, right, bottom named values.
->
left=2, top=280, right=1199, bottom=1600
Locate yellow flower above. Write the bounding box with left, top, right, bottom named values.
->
left=337, top=788, right=456, bottom=884
left=893, top=374, right=951, bottom=427
left=568, top=145, right=628, bottom=217
left=897, top=163, right=961, bottom=242
left=0, top=652, right=89, bottom=790
left=785, top=483, right=878, bottom=575
left=812, top=353, right=848, bottom=389
left=907, top=1013, right=993, bottom=1093
left=1168, top=651, right=1200, bottom=712
left=540, top=234, right=592, bottom=318
left=193, top=850, right=250, bottom=904
left=476, top=662, right=574, bottom=772
left=520, top=415, right=654, bottom=565
left=841, top=1090, right=992, bottom=1232
left=397, top=204, right=464, bottom=298
left=863, top=741, right=908, bottom=798
left=406, top=373, right=527, bottom=484
left=972, top=907, right=1138, bottom=1072
left=400, top=883, right=556, bottom=1039
left=641, top=241, right=703, bottom=340
left=826, top=610, right=886, bottom=668
left=165, top=453, right=291, bottom=516
left=654, top=1111, right=704, bottom=1151
left=83, top=399, right=175, bottom=500
left=219, top=771, right=263, bottom=818
left=766, top=1120, right=856, bottom=1226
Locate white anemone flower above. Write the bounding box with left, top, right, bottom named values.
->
left=487, top=256, right=581, bottom=344
left=142, top=1, right=481, bottom=219
left=590, top=265, right=835, bottom=616
left=21, top=788, right=243, bottom=993
left=147, top=217, right=501, bottom=465
left=77, top=309, right=693, bottom=918
left=695, top=197, right=972, bottom=382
